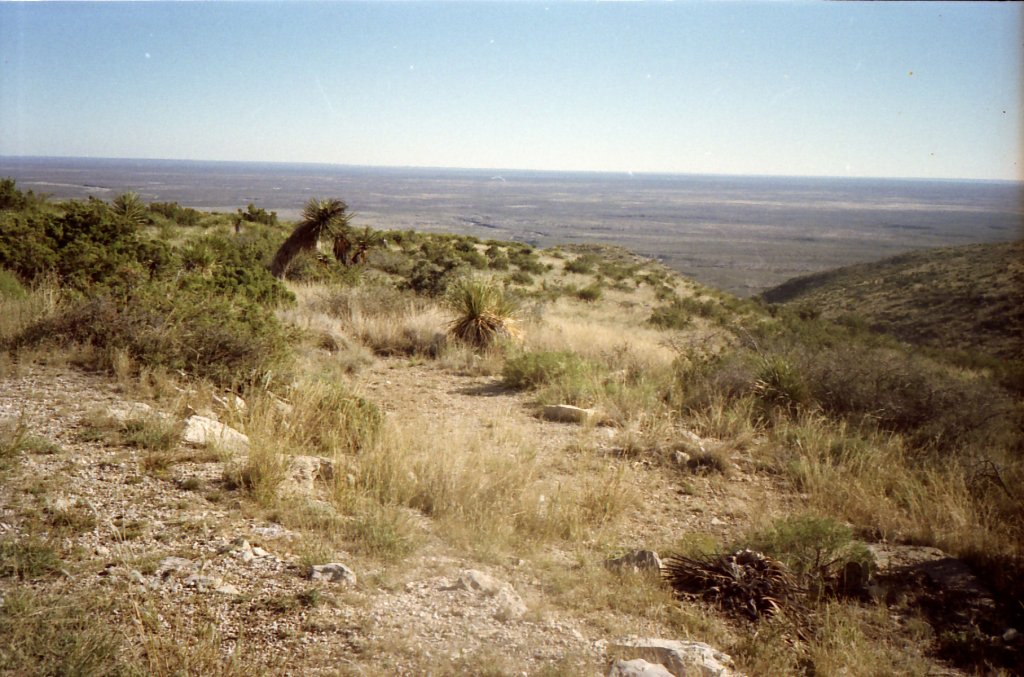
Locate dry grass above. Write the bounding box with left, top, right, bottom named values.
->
left=765, top=413, right=1021, bottom=558
left=352, top=413, right=637, bottom=553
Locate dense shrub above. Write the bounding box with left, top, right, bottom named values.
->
left=485, top=245, right=510, bottom=271
left=675, top=314, right=1020, bottom=453
left=564, top=254, right=598, bottom=275
left=503, top=350, right=592, bottom=391
left=574, top=282, right=603, bottom=303
left=739, top=515, right=874, bottom=598
left=14, top=279, right=291, bottom=387
left=237, top=203, right=278, bottom=226
left=0, top=178, right=35, bottom=212
left=509, top=247, right=546, bottom=274
left=0, top=198, right=172, bottom=293
left=649, top=299, right=693, bottom=330
left=149, top=201, right=201, bottom=226
left=0, top=269, right=26, bottom=300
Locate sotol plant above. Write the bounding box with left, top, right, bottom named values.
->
left=445, top=278, right=520, bottom=348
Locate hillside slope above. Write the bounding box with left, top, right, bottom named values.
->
left=761, top=241, right=1024, bottom=360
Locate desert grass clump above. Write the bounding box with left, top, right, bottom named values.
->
left=503, top=349, right=606, bottom=407
left=248, top=377, right=382, bottom=458
left=0, top=589, right=126, bottom=675
left=445, top=277, right=521, bottom=349
left=0, top=536, right=64, bottom=580
left=352, top=414, right=634, bottom=552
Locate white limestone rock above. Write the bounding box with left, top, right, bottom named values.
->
left=609, top=638, right=738, bottom=677
left=182, top=415, right=249, bottom=454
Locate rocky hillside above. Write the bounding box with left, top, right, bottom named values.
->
left=761, top=240, right=1024, bottom=361
left=1, top=186, right=1021, bottom=675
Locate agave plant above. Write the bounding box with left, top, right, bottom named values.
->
left=445, top=278, right=521, bottom=348
left=663, top=549, right=803, bottom=621
left=270, top=198, right=350, bottom=278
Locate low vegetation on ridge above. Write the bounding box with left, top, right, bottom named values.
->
left=0, top=179, right=1021, bottom=675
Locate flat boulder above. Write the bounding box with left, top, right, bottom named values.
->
left=309, top=562, right=357, bottom=586
left=608, top=638, right=738, bottom=677
left=182, top=415, right=249, bottom=454
left=608, top=659, right=675, bottom=677
left=541, top=404, right=598, bottom=424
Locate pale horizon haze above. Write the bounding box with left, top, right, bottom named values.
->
left=1, top=1, right=1021, bottom=182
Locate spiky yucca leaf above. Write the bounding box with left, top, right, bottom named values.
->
left=445, top=278, right=521, bottom=348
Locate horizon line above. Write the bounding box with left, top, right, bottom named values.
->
left=1, top=153, right=1021, bottom=185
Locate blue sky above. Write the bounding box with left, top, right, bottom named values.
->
left=1, top=1, right=1020, bottom=180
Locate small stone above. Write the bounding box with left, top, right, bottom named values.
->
left=710, top=517, right=727, bottom=527
left=1003, top=628, right=1020, bottom=644
left=493, top=587, right=527, bottom=622
left=94, top=544, right=111, bottom=558
left=156, top=556, right=195, bottom=578
left=452, top=569, right=504, bottom=595
left=309, top=563, right=357, bottom=586
left=607, top=659, right=674, bottom=677
left=605, top=550, right=663, bottom=574
left=105, top=402, right=156, bottom=424
left=672, top=451, right=691, bottom=467
left=129, top=570, right=146, bottom=585
left=277, top=455, right=334, bottom=497
left=215, top=581, right=241, bottom=595
left=252, top=546, right=271, bottom=558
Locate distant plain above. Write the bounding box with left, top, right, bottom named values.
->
left=2, top=156, right=1020, bottom=295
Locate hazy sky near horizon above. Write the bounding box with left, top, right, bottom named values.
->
left=0, top=1, right=1020, bottom=181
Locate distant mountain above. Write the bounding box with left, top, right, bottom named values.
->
left=761, top=241, right=1024, bottom=361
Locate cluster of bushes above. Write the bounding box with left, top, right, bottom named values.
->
left=673, top=312, right=1020, bottom=455
left=149, top=201, right=202, bottom=226
left=0, top=182, right=293, bottom=387
left=650, top=292, right=760, bottom=330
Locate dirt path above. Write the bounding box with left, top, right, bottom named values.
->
left=0, top=361, right=790, bottom=674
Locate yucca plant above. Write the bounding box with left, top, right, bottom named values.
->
left=111, top=192, right=148, bottom=226
left=270, top=198, right=350, bottom=278
left=445, top=278, right=520, bottom=348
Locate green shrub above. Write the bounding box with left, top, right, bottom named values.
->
left=503, top=350, right=606, bottom=405
left=509, top=270, right=533, bottom=286
left=575, top=283, right=603, bottom=303
left=149, top=201, right=202, bottom=226
left=485, top=245, right=510, bottom=271
left=739, top=515, right=874, bottom=598
left=0, top=269, right=27, bottom=300
left=510, top=248, right=546, bottom=274
left=504, top=351, right=590, bottom=390
left=14, top=279, right=291, bottom=387
left=0, top=178, right=34, bottom=212
left=405, top=258, right=464, bottom=297
left=564, top=255, right=598, bottom=275
left=0, top=198, right=172, bottom=293
left=649, top=299, right=692, bottom=330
